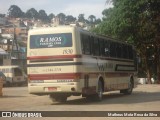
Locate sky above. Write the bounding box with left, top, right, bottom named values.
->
left=0, top=0, right=113, bottom=19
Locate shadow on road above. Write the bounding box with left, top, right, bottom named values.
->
left=0, top=95, right=27, bottom=98
left=51, top=91, right=160, bottom=105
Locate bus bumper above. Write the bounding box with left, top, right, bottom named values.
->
left=28, top=82, right=81, bottom=95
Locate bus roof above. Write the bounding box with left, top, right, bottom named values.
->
left=28, top=26, right=77, bottom=35
left=28, top=26, right=133, bottom=46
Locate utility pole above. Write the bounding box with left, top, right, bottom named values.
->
left=12, top=25, right=19, bottom=59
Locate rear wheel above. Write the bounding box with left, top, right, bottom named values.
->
left=120, top=79, right=134, bottom=95
left=94, top=81, right=103, bottom=101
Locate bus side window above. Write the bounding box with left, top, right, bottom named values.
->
left=80, top=33, right=91, bottom=55
left=99, top=39, right=105, bottom=56
left=122, top=45, right=129, bottom=59
left=128, top=46, right=133, bottom=59
left=93, top=37, right=100, bottom=56
left=110, top=42, right=117, bottom=58
left=121, top=44, right=125, bottom=58
left=104, top=40, right=110, bottom=57
left=116, top=43, right=122, bottom=58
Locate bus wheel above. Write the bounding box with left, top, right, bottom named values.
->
left=120, top=79, right=133, bottom=95
left=94, top=81, right=103, bottom=101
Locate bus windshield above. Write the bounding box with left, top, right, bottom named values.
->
left=30, top=33, right=72, bottom=49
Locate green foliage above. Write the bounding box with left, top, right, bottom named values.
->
left=48, top=13, right=55, bottom=21
left=88, top=15, right=96, bottom=23
left=57, top=13, right=66, bottom=24
left=78, top=14, right=85, bottom=22
left=65, top=15, right=76, bottom=23
left=6, top=5, right=102, bottom=25
left=95, top=0, right=159, bottom=45
left=25, top=8, right=39, bottom=19
left=94, top=0, right=160, bottom=82
left=8, top=5, right=23, bottom=18
left=0, top=14, right=5, bottom=17
left=95, top=18, right=101, bottom=24
left=38, top=10, right=49, bottom=23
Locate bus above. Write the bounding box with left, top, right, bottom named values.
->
left=27, top=26, right=137, bottom=102
left=0, top=66, right=26, bottom=86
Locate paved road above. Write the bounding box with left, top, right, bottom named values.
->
left=0, top=84, right=160, bottom=120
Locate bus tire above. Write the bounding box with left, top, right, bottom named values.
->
left=120, top=79, right=134, bottom=95
left=94, top=81, right=103, bottom=101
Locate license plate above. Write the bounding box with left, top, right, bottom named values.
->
left=48, top=87, right=57, bottom=91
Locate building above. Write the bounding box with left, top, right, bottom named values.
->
left=0, top=17, right=6, bottom=25
left=0, top=18, right=27, bottom=66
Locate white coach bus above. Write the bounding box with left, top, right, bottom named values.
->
left=27, top=26, right=137, bottom=102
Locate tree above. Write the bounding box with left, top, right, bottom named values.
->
left=88, top=15, right=96, bottom=24
left=65, top=15, right=76, bottom=24
left=94, top=0, right=160, bottom=84
left=38, top=9, right=48, bottom=22
left=78, top=14, right=85, bottom=23
left=26, top=8, right=39, bottom=19
left=88, top=15, right=98, bottom=28
left=8, top=5, right=23, bottom=18
left=0, top=14, right=5, bottom=17
left=95, top=18, right=101, bottom=24
left=57, top=13, right=66, bottom=24
left=48, top=13, right=55, bottom=22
